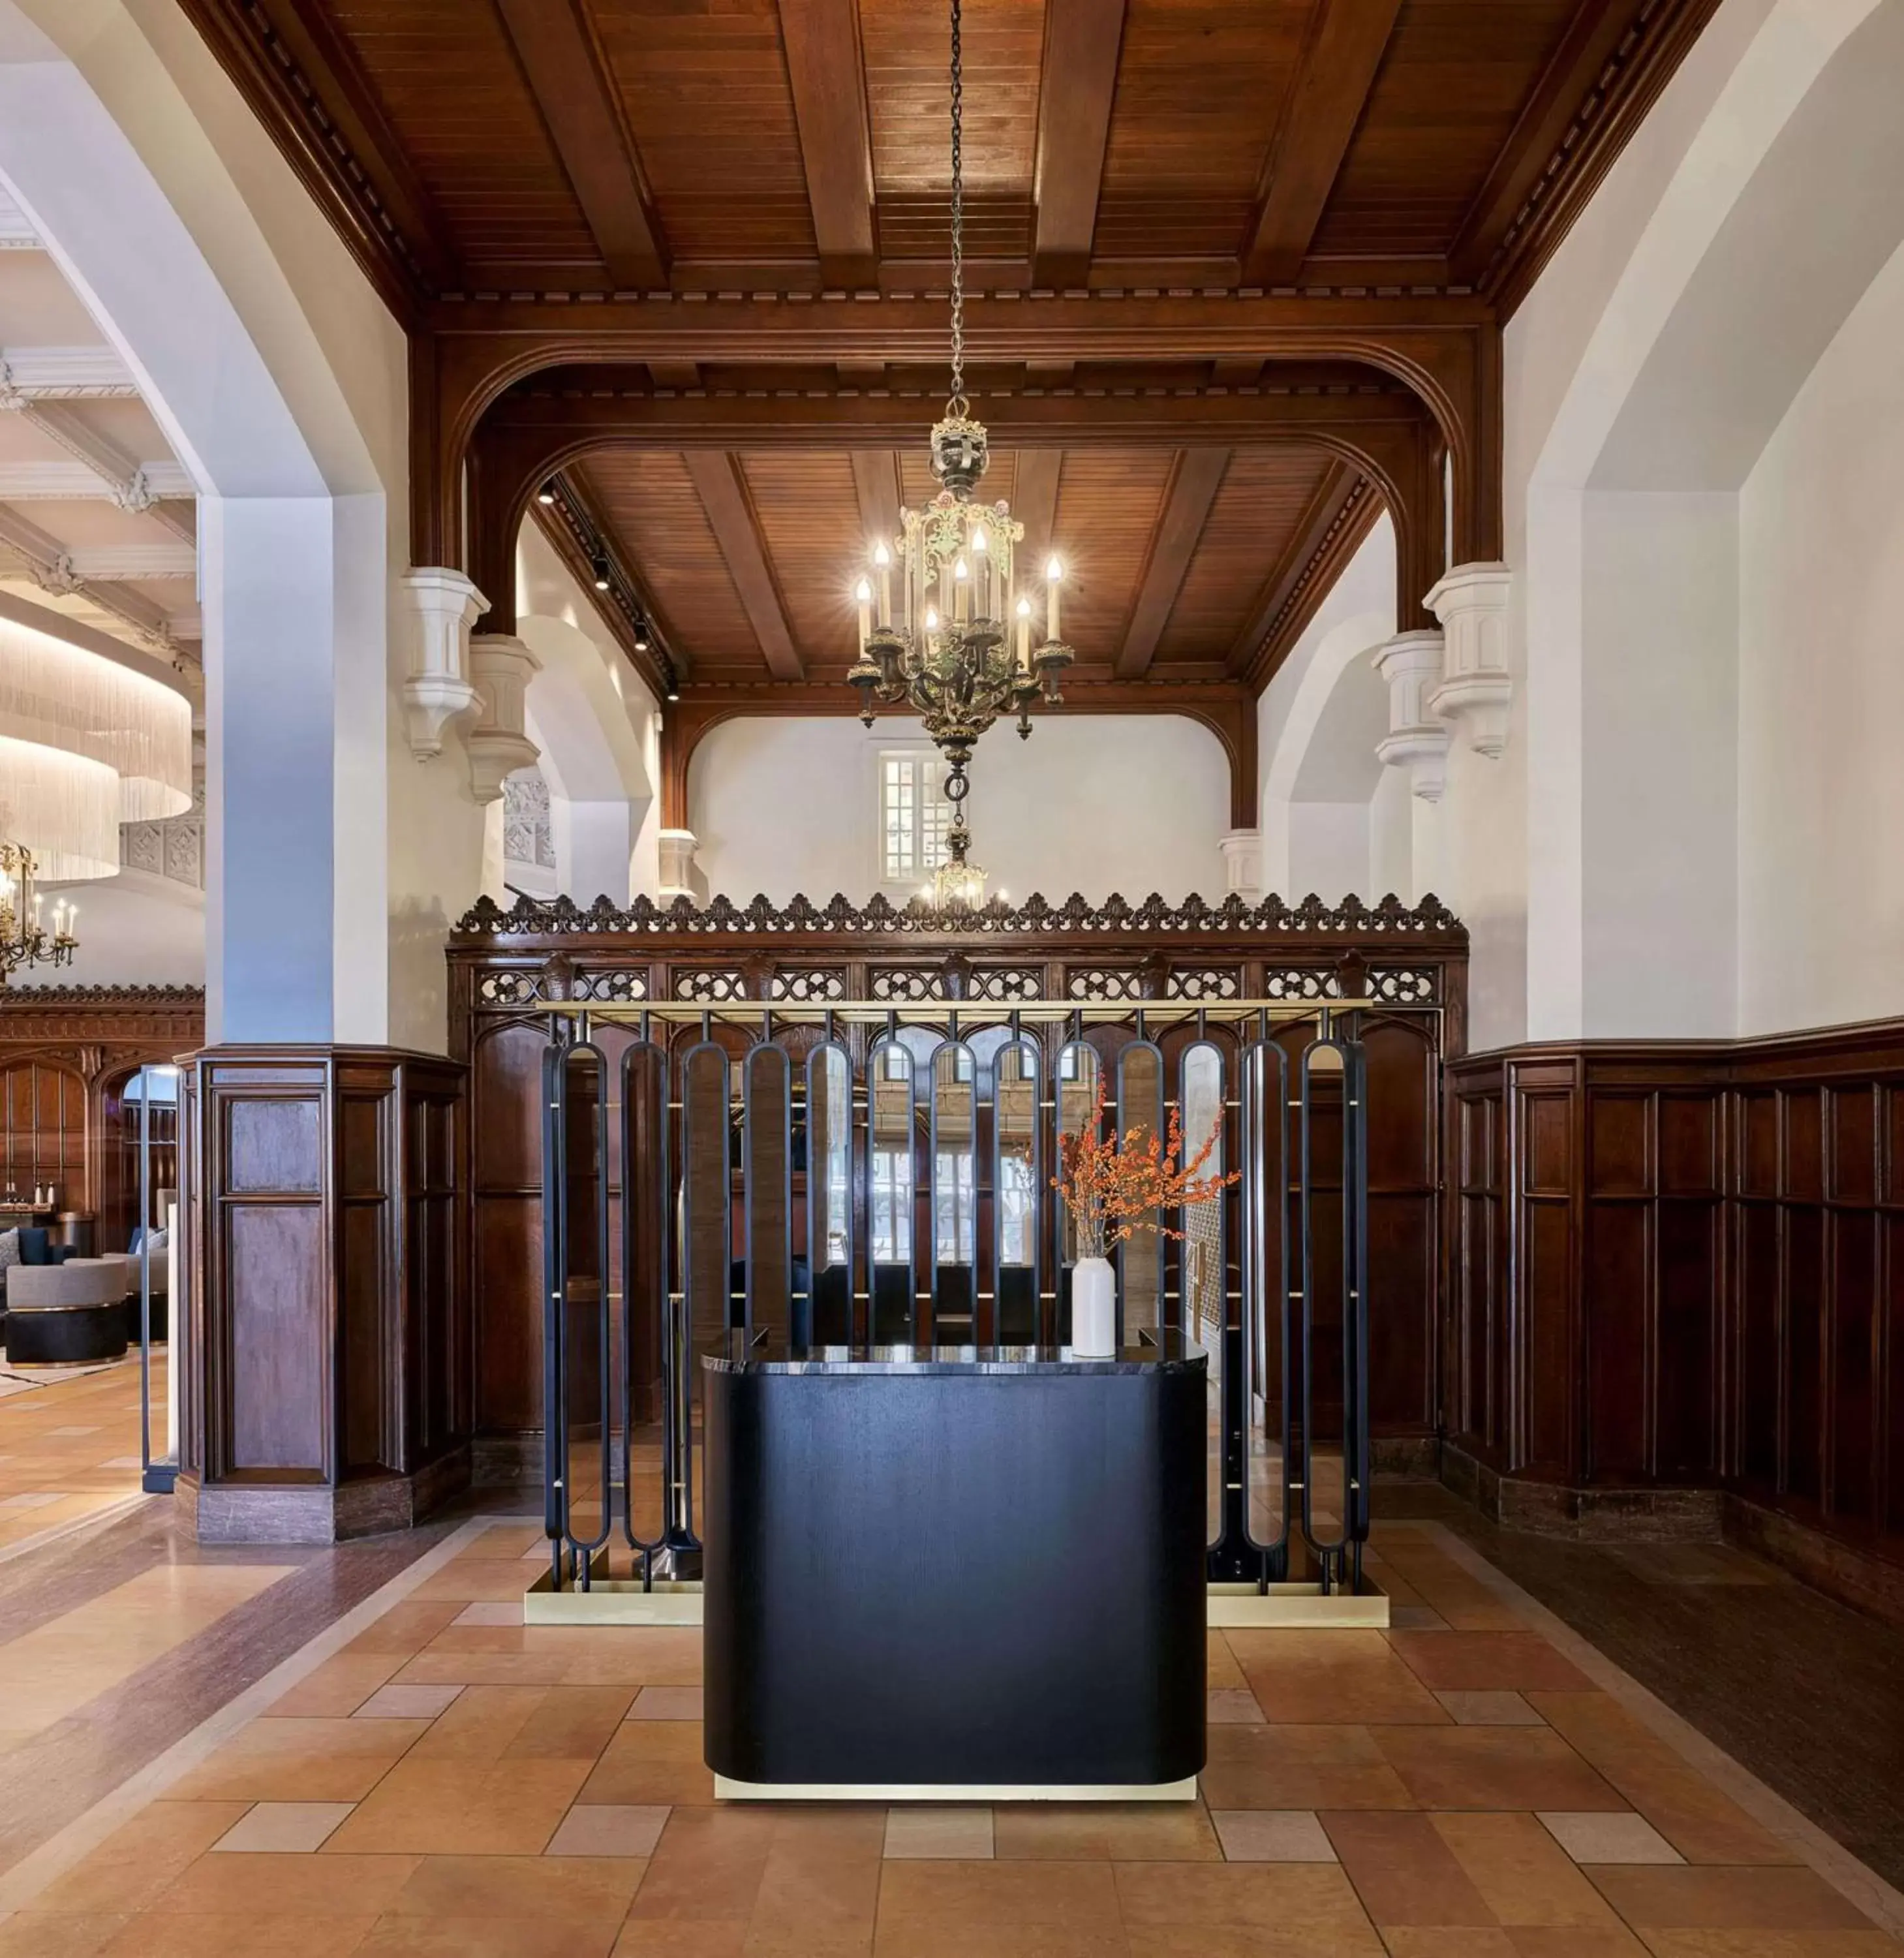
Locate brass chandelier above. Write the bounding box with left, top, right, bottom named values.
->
left=0, top=840, right=78, bottom=985
left=847, top=0, right=1075, bottom=858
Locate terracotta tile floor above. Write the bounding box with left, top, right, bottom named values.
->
left=0, top=1355, right=161, bottom=1551
left=0, top=1516, right=1896, bottom=1957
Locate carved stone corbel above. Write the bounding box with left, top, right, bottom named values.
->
left=401, top=568, right=484, bottom=760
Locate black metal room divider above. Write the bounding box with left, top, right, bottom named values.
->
left=538, top=999, right=1382, bottom=1599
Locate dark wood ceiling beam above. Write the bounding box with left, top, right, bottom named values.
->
left=1450, top=0, right=1721, bottom=307
left=1229, top=459, right=1360, bottom=680
left=778, top=0, right=879, bottom=290
left=531, top=491, right=678, bottom=693
left=1011, top=450, right=1063, bottom=574
left=1115, top=448, right=1229, bottom=679
left=849, top=450, right=903, bottom=552
left=1032, top=0, right=1128, bottom=287
left=1244, top=0, right=1405, bottom=285
left=173, top=0, right=459, bottom=311
left=485, top=386, right=1426, bottom=444
left=648, top=362, right=701, bottom=389
left=492, top=0, right=668, bottom=288
left=683, top=452, right=806, bottom=679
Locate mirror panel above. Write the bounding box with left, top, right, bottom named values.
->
left=1118, top=1042, right=1165, bottom=1337
left=806, top=1044, right=853, bottom=1344
left=993, top=1040, right=1039, bottom=1346
left=930, top=1043, right=977, bottom=1342
left=560, top=1045, right=607, bottom=1549
left=743, top=1044, right=791, bottom=1346
left=868, top=1041, right=915, bottom=1341
left=681, top=1044, right=732, bottom=1361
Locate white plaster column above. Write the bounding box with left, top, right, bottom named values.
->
left=1218, top=828, right=1263, bottom=901
left=1373, top=630, right=1451, bottom=802
left=657, top=828, right=699, bottom=901
left=400, top=568, right=483, bottom=760
left=466, top=632, right=542, bottom=804
left=1426, top=562, right=1513, bottom=756
left=202, top=494, right=390, bottom=1044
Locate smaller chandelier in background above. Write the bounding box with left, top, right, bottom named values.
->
left=0, top=841, right=79, bottom=985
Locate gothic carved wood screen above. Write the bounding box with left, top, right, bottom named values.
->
left=448, top=891, right=1467, bottom=1464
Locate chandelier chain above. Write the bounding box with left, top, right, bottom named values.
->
left=946, top=0, right=966, bottom=420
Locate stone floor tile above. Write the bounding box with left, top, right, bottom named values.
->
left=878, top=1858, right=1121, bottom=1929
left=324, top=1756, right=591, bottom=1856
left=1209, top=1689, right=1267, bottom=1725
left=1586, top=1867, right=1870, bottom=1932
left=455, top=1603, right=525, bottom=1628
left=580, top=1720, right=718, bottom=1806
left=1112, top=1859, right=1379, bottom=1934
left=1539, top=1813, right=1685, bottom=1866
left=386, top=1852, right=645, bottom=1921
left=883, top=1807, right=994, bottom=1859
left=0, top=1917, right=132, bottom=1957
left=1370, top=1726, right=1628, bottom=1812
left=547, top=1804, right=671, bottom=1857
left=992, top=1803, right=1221, bottom=1863
left=628, top=1687, right=705, bottom=1721
left=1389, top=1635, right=1596, bottom=1696
left=1432, top=1812, right=1624, bottom=1927
left=1209, top=1809, right=1339, bottom=1862
left=354, top=1683, right=466, bottom=1720
left=1323, top=1812, right=1497, bottom=1927
left=210, top=1801, right=356, bottom=1853
left=100, top=1914, right=382, bottom=1957
left=1436, top=1692, right=1546, bottom=1727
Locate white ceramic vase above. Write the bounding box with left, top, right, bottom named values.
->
left=1071, top=1255, right=1117, bottom=1358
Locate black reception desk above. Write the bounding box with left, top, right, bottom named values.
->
left=701, top=1335, right=1208, bottom=1800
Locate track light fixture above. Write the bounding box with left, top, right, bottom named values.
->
left=591, top=555, right=611, bottom=591
left=537, top=481, right=557, bottom=505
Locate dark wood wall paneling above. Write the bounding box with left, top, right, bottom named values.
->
left=184, top=1046, right=469, bottom=1543
left=1446, top=1023, right=1904, bottom=1568
left=0, top=987, right=204, bottom=1245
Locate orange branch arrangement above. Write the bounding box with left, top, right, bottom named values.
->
left=1054, top=1078, right=1240, bottom=1262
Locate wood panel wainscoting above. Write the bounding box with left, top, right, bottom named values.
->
left=1446, top=1021, right=1904, bottom=1622
left=448, top=890, right=1467, bottom=1483
left=0, top=986, right=204, bottom=1246
left=177, top=1046, right=469, bottom=1544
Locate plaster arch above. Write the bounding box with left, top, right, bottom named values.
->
left=1503, top=0, right=1904, bottom=1046
left=0, top=0, right=481, bottom=1050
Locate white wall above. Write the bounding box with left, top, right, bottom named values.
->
left=689, top=713, right=1231, bottom=903
left=42, top=873, right=203, bottom=986
left=1738, top=234, right=1904, bottom=1034
left=1255, top=516, right=1399, bottom=901
left=1441, top=0, right=1904, bottom=1049
left=514, top=521, right=662, bottom=905
left=3, top=0, right=486, bottom=1052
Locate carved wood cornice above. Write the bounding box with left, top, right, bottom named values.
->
left=451, top=888, right=1464, bottom=945
left=0, top=984, right=206, bottom=1050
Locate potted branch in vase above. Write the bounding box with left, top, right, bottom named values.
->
left=1054, top=1078, right=1238, bottom=1358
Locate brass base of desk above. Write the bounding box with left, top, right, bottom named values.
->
left=715, top=1775, right=1200, bottom=1803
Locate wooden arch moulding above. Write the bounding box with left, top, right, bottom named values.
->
left=414, top=295, right=1502, bottom=587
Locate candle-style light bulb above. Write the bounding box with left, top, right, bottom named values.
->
left=970, top=527, right=989, bottom=617
left=925, top=605, right=940, bottom=632
left=1045, top=554, right=1062, bottom=642
left=953, top=555, right=970, bottom=623
left=872, top=540, right=892, bottom=627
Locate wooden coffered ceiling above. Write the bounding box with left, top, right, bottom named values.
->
left=182, top=0, right=1718, bottom=309
left=181, top=0, right=1720, bottom=712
